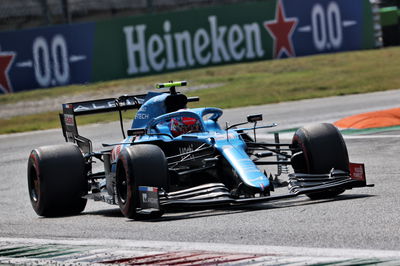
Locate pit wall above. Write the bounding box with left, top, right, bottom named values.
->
left=0, top=0, right=376, bottom=94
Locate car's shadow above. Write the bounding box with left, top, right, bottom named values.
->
left=83, top=193, right=375, bottom=222
left=84, top=208, right=125, bottom=218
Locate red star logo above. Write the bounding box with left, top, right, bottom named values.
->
left=0, top=50, right=16, bottom=94
left=264, top=0, right=298, bottom=59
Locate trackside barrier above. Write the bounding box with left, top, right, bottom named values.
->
left=0, top=0, right=377, bottom=94
left=379, top=6, right=400, bottom=46
left=371, top=1, right=384, bottom=47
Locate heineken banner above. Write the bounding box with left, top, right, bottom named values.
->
left=0, top=0, right=375, bottom=94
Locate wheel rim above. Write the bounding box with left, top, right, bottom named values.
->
left=28, top=165, right=40, bottom=203
left=116, top=167, right=128, bottom=204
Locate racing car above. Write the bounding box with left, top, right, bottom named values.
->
left=27, top=81, right=372, bottom=219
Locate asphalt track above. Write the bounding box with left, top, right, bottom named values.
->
left=1, top=89, right=400, bottom=263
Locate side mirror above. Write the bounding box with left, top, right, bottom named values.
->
left=247, top=114, right=263, bottom=123
left=127, top=128, right=146, bottom=136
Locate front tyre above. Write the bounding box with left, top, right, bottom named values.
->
left=291, top=123, right=349, bottom=199
left=27, top=144, right=88, bottom=216
left=116, top=144, right=168, bottom=219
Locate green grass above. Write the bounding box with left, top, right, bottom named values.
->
left=0, top=111, right=137, bottom=134
left=1, top=47, right=400, bottom=134
left=0, top=112, right=61, bottom=134
left=189, top=47, right=400, bottom=108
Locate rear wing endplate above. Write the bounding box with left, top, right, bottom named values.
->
left=59, top=94, right=147, bottom=152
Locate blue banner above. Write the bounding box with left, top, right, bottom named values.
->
left=0, top=23, right=94, bottom=93
left=284, top=0, right=364, bottom=57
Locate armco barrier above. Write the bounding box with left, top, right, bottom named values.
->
left=0, top=0, right=376, bottom=94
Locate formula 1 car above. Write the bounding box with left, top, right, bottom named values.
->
left=27, top=81, right=372, bottom=219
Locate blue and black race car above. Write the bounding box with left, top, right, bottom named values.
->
left=27, top=81, right=372, bottom=219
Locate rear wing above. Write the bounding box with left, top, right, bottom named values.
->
left=61, top=94, right=147, bottom=116
left=59, top=94, right=147, bottom=152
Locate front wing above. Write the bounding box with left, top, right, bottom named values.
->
left=138, top=163, right=373, bottom=213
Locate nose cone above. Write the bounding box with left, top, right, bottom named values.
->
left=218, top=143, right=270, bottom=192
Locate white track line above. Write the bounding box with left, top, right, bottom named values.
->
left=0, top=237, right=399, bottom=265
left=259, top=133, right=400, bottom=140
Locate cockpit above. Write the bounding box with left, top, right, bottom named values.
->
left=147, top=108, right=223, bottom=138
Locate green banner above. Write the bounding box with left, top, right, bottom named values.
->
left=92, top=1, right=276, bottom=81
left=92, top=0, right=375, bottom=82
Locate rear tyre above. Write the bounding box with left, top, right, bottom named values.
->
left=291, top=123, right=349, bottom=199
left=116, top=144, right=168, bottom=219
left=27, top=144, right=87, bottom=216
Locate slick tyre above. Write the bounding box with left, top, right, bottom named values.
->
left=27, top=144, right=87, bottom=217
left=291, top=123, right=349, bottom=199
left=116, top=144, right=168, bottom=220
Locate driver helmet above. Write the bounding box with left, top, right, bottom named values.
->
left=170, top=117, right=201, bottom=137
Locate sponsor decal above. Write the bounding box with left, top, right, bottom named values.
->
left=63, top=114, right=75, bottom=127
left=111, top=145, right=122, bottom=161
left=123, top=16, right=265, bottom=75
left=291, top=0, right=360, bottom=55
left=135, top=113, right=150, bottom=120
left=74, top=101, right=116, bottom=112
left=349, top=162, right=366, bottom=181
left=138, top=186, right=159, bottom=192
left=72, top=97, right=142, bottom=113
left=138, top=186, right=159, bottom=209
left=0, top=48, right=16, bottom=93
left=0, top=23, right=94, bottom=94
left=15, top=34, right=88, bottom=88
left=179, top=144, right=195, bottom=155
left=178, top=144, right=195, bottom=160
left=264, top=0, right=298, bottom=58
